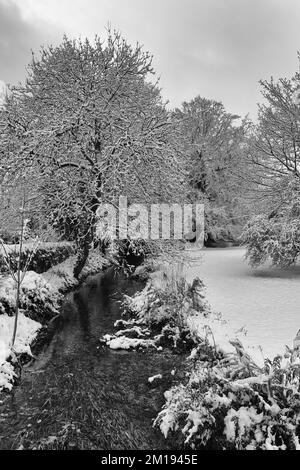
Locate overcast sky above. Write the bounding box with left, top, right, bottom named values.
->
left=0, top=0, right=299, bottom=118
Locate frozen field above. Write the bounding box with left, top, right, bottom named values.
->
left=187, top=247, right=300, bottom=359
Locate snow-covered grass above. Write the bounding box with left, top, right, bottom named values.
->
left=187, top=311, right=265, bottom=369
left=101, top=261, right=198, bottom=352
left=0, top=311, right=41, bottom=390
left=0, top=248, right=109, bottom=391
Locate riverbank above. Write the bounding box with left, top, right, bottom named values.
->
left=102, top=257, right=264, bottom=362
left=0, top=248, right=111, bottom=392
left=100, top=255, right=300, bottom=450
left=2, top=249, right=300, bottom=450
left=0, top=269, right=184, bottom=450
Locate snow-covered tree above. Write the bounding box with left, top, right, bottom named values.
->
left=248, top=67, right=300, bottom=207
left=173, top=96, right=249, bottom=244
left=243, top=57, right=300, bottom=267
left=1, top=31, right=187, bottom=276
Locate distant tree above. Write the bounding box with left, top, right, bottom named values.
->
left=242, top=57, right=300, bottom=267
left=1, top=31, right=187, bottom=276
left=248, top=65, right=300, bottom=208
left=173, top=96, right=249, bottom=244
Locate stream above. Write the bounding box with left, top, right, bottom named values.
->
left=0, top=269, right=182, bottom=450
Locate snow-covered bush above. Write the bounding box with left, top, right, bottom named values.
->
left=103, top=280, right=196, bottom=351
left=114, top=239, right=153, bottom=273
left=242, top=184, right=300, bottom=268
left=103, top=263, right=205, bottom=351
left=242, top=215, right=300, bottom=268
left=0, top=311, right=41, bottom=390
left=79, top=249, right=110, bottom=279
left=205, top=204, right=242, bottom=246
left=0, top=243, right=74, bottom=274
left=0, top=271, right=62, bottom=322
left=155, top=340, right=300, bottom=450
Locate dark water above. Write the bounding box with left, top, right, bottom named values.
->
left=0, top=270, right=182, bottom=450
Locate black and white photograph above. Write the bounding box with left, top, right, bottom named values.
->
left=0, top=0, right=300, bottom=455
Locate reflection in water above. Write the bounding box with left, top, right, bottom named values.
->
left=0, top=270, right=181, bottom=450
left=187, top=248, right=300, bottom=358
left=74, top=291, right=91, bottom=340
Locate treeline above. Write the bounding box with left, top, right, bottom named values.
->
left=0, top=30, right=299, bottom=272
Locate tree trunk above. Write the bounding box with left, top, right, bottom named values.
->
left=73, top=239, right=90, bottom=279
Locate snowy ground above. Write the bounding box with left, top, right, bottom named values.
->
left=186, top=247, right=300, bottom=359
left=0, top=313, right=41, bottom=390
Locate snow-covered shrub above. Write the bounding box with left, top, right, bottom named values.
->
left=0, top=243, right=74, bottom=274
left=130, top=262, right=155, bottom=282
left=79, top=249, right=110, bottom=279
left=242, top=186, right=300, bottom=268
left=242, top=214, right=300, bottom=268
left=114, top=239, right=186, bottom=275
left=0, top=311, right=41, bottom=391
left=205, top=204, right=242, bottom=246
left=0, top=271, right=62, bottom=322
left=114, top=239, right=151, bottom=273
left=103, top=263, right=206, bottom=351
left=155, top=340, right=300, bottom=450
